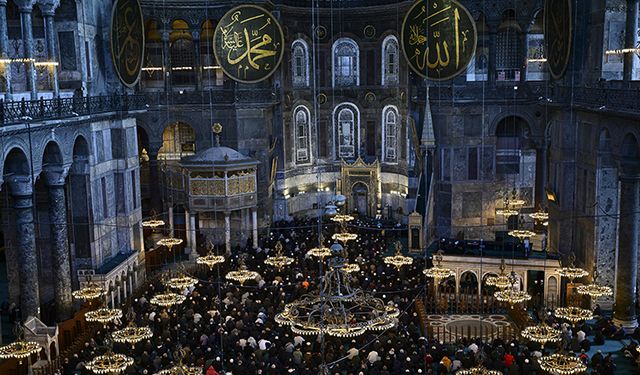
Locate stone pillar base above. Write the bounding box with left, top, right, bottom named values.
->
left=612, top=317, right=638, bottom=333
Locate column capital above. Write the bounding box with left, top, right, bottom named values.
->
left=37, top=0, right=60, bottom=17
left=41, top=165, right=69, bottom=187
left=14, top=0, right=35, bottom=12
left=5, top=174, right=33, bottom=198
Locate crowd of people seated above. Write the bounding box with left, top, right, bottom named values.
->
left=53, top=217, right=632, bottom=374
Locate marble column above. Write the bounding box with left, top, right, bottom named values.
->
left=17, top=1, right=37, bottom=99
left=224, top=212, right=231, bottom=254
left=623, top=0, right=639, bottom=81
left=7, top=176, right=40, bottom=319
left=0, top=0, right=13, bottom=100
left=43, top=168, right=73, bottom=320
left=190, top=213, right=197, bottom=257
left=161, top=31, right=171, bottom=92
left=252, top=208, right=258, bottom=249
left=184, top=209, right=191, bottom=248
left=168, top=206, right=174, bottom=237
left=613, top=175, right=640, bottom=332
left=147, top=147, right=162, bottom=212
left=39, top=1, right=59, bottom=97
left=192, top=31, right=201, bottom=90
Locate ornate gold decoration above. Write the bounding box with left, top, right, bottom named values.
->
left=307, top=235, right=332, bottom=259
left=112, top=324, right=153, bottom=349
left=330, top=214, right=354, bottom=223
left=384, top=241, right=414, bottom=270
left=212, top=123, right=223, bottom=134
left=520, top=323, right=562, bottom=344
left=494, top=273, right=531, bottom=305
left=529, top=209, right=549, bottom=221
left=226, top=257, right=261, bottom=285
left=213, top=5, right=284, bottom=83
left=73, top=281, right=106, bottom=301
left=196, top=244, right=225, bottom=270
left=576, top=269, right=613, bottom=298
left=508, top=229, right=536, bottom=240
left=343, top=263, right=361, bottom=274
left=156, top=237, right=184, bottom=251
left=110, top=0, right=144, bottom=87
left=554, top=306, right=594, bottom=323
left=457, top=366, right=503, bottom=375
left=557, top=253, right=588, bottom=283
left=485, top=260, right=510, bottom=290
left=496, top=208, right=519, bottom=217
left=0, top=325, right=41, bottom=365
left=155, top=365, right=203, bottom=375
left=150, top=293, right=187, bottom=307
left=275, top=251, right=399, bottom=337
left=86, top=352, right=134, bottom=374
left=401, top=0, right=477, bottom=80
left=85, top=308, right=123, bottom=328
left=423, top=250, right=454, bottom=280
left=165, top=274, right=198, bottom=290
left=265, top=241, right=294, bottom=271
left=142, top=219, right=165, bottom=228
left=538, top=353, right=586, bottom=375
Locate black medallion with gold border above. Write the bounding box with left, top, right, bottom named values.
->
left=401, top=0, right=477, bottom=81
left=544, top=0, right=572, bottom=80
left=213, top=5, right=285, bottom=84
left=110, top=0, right=144, bottom=88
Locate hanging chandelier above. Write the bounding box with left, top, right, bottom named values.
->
left=529, top=209, right=549, bottom=221
left=226, top=257, right=261, bottom=285
left=332, top=220, right=358, bottom=243
left=330, top=214, right=354, bottom=223
left=423, top=250, right=454, bottom=280
left=85, top=308, right=123, bottom=328
left=265, top=241, right=295, bottom=271
left=576, top=269, right=612, bottom=298
left=507, top=229, right=536, bottom=240
left=196, top=243, right=225, bottom=270
left=557, top=253, right=588, bottom=283
left=538, top=353, right=587, bottom=375
left=384, top=241, right=414, bottom=270
left=112, top=324, right=153, bottom=349
left=495, top=195, right=519, bottom=217
left=150, top=292, right=187, bottom=307
left=165, top=274, right=198, bottom=290
left=142, top=219, right=165, bottom=228
left=72, top=281, right=106, bottom=301
left=456, top=366, right=503, bottom=375
left=485, top=260, right=510, bottom=289
left=86, top=352, right=134, bottom=374
left=307, top=234, right=333, bottom=259
left=275, top=249, right=399, bottom=338
left=156, top=237, right=184, bottom=250
left=520, top=323, right=562, bottom=344
left=342, top=263, right=361, bottom=273
left=155, top=365, right=203, bottom=375
left=494, top=273, right=531, bottom=305
left=554, top=306, right=594, bottom=323
left=0, top=329, right=41, bottom=365
left=508, top=189, right=526, bottom=207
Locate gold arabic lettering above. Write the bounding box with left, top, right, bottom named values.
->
left=115, top=1, right=141, bottom=76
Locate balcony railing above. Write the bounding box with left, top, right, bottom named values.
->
left=0, top=94, right=147, bottom=126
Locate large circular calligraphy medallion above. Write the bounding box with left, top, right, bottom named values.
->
left=401, top=0, right=477, bottom=81
left=544, top=0, right=572, bottom=80
left=214, top=5, right=285, bottom=84
left=110, top=0, right=144, bottom=88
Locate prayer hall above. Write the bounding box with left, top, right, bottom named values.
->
left=0, top=0, right=639, bottom=374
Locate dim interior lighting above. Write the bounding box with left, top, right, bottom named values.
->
left=494, top=272, right=531, bottom=305
left=457, top=366, right=503, bottom=375
left=86, top=352, right=134, bottom=374
left=485, top=259, right=510, bottom=289
left=196, top=243, right=225, bottom=270
left=342, top=263, right=361, bottom=273
left=142, top=219, right=165, bottom=228
left=165, top=273, right=198, bottom=290
left=203, top=65, right=221, bottom=70
left=73, top=280, right=106, bottom=301
left=150, top=292, right=186, bottom=307
left=172, top=66, right=193, bottom=71
left=112, top=323, right=153, bottom=349
left=554, top=306, right=594, bottom=323
left=557, top=253, right=588, bottom=283
left=34, top=61, right=59, bottom=67
left=155, top=365, right=203, bottom=375
left=520, top=322, right=562, bottom=344
left=156, top=237, right=183, bottom=251
left=0, top=58, right=35, bottom=63
left=226, top=256, right=260, bottom=285
left=142, top=67, right=162, bottom=71
left=0, top=325, right=41, bottom=365
left=527, top=58, right=547, bottom=62
left=85, top=307, right=123, bottom=328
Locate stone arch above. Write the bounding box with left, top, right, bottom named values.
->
left=3, top=147, right=30, bottom=178
left=459, top=270, right=479, bottom=294
left=72, top=135, right=90, bottom=159
left=598, top=128, right=612, bottom=154
left=41, top=141, right=63, bottom=169
left=621, top=133, right=640, bottom=159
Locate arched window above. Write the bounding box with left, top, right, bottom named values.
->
left=495, top=10, right=522, bottom=81
left=291, top=39, right=309, bottom=87
left=382, top=106, right=399, bottom=163
left=293, top=106, right=311, bottom=164
left=332, top=38, right=359, bottom=87
left=381, top=36, right=399, bottom=85
left=334, top=104, right=359, bottom=158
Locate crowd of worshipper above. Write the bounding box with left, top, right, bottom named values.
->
left=52, top=217, right=634, bottom=374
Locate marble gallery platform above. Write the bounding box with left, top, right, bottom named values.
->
left=426, top=314, right=517, bottom=343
